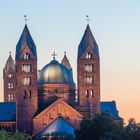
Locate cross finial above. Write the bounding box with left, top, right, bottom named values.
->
left=9, top=51, right=11, bottom=56
left=51, top=52, right=57, bottom=60
left=24, top=15, right=28, bottom=24
left=86, top=15, right=90, bottom=24
left=64, top=51, right=67, bottom=56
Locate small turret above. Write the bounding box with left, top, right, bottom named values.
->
left=3, top=52, right=15, bottom=78
left=61, top=52, right=72, bottom=70
left=3, top=52, right=16, bottom=102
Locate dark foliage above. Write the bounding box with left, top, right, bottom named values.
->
left=0, top=129, right=31, bottom=140
left=75, top=113, right=140, bottom=140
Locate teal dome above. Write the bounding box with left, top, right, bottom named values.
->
left=38, top=60, right=74, bottom=84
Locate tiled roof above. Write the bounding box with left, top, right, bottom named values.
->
left=36, top=116, right=75, bottom=136
left=100, top=101, right=120, bottom=120
left=78, top=24, right=99, bottom=59
left=15, top=24, right=37, bottom=60
left=0, top=102, right=16, bottom=122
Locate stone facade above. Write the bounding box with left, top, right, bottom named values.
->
left=15, top=32, right=38, bottom=134
left=77, top=25, right=100, bottom=119
left=33, top=99, right=83, bottom=135
left=38, top=83, right=76, bottom=107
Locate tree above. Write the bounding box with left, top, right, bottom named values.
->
left=75, top=113, right=123, bottom=140
left=0, top=129, right=9, bottom=140
left=0, top=130, right=31, bottom=140
left=122, top=118, right=140, bottom=140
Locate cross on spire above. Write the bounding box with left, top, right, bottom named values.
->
left=86, top=15, right=90, bottom=24
left=51, top=52, right=57, bottom=60
left=24, top=15, right=28, bottom=24
left=9, top=51, right=11, bottom=56
left=64, top=51, right=67, bottom=56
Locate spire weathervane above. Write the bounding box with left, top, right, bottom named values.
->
left=24, top=15, right=28, bottom=24
left=86, top=15, right=90, bottom=24
left=9, top=51, right=11, bottom=56
left=52, top=52, right=57, bottom=60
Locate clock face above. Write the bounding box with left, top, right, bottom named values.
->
left=8, top=73, right=13, bottom=78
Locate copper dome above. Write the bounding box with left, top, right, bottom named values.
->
left=38, top=60, right=74, bottom=84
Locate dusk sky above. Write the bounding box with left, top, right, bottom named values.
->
left=0, top=0, right=140, bottom=123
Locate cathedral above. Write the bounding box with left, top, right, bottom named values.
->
left=0, top=23, right=119, bottom=138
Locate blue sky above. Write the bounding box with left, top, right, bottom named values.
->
left=0, top=0, right=140, bottom=122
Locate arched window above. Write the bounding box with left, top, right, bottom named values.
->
left=11, top=94, right=14, bottom=100
left=85, top=76, right=94, bottom=84
left=23, top=90, right=31, bottom=99
left=91, top=90, right=94, bottom=97
left=86, top=90, right=89, bottom=97
left=86, top=52, right=92, bottom=59
left=8, top=73, right=13, bottom=78
left=8, top=94, right=14, bottom=101
left=8, top=82, right=14, bottom=89
left=24, top=53, right=30, bottom=60
left=22, top=64, right=31, bottom=72
left=23, top=77, right=31, bottom=85
left=85, top=64, right=94, bottom=72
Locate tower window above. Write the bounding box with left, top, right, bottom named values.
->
left=86, top=52, right=92, bottom=59
left=85, top=76, right=94, bottom=84
left=8, top=94, right=14, bottom=101
left=8, top=82, right=14, bottom=89
left=23, top=77, right=31, bottom=85
left=23, top=90, right=31, bottom=99
left=86, top=90, right=89, bottom=97
left=85, top=64, right=94, bottom=72
left=91, top=90, right=94, bottom=98
left=8, top=74, right=13, bottom=78
left=22, top=64, right=31, bottom=72
left=24, top=53, right=30, bottom=60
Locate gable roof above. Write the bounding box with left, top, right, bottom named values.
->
left=34, top=98, right=83, bottom=118
left=100, top=101, right=119, bottom=120
left=15, top=24, right=37, bottom=60
left=0, top=102, right=16, bottom=122
left=78, top=24, right=99, bottom=59
left=36, top=116, right=75, bottom=136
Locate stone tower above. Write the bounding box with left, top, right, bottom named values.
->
left=3, top=53, right=16, bottom=102
left=15, top=24, right=38, bottom=134
left=77, top=24, right=100, bottom=119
